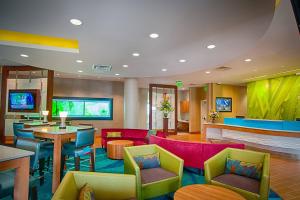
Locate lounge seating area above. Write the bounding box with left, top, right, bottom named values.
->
left=1, top=0, right=300, bottom=200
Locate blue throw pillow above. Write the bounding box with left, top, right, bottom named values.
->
left=133, top=152, right=160, bottom=169
left=225, top=158, right=262, bottom=180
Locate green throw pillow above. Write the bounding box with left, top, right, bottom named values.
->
left=225, top=158, right=263, bottom=180
left=106, top=132, right=122, bottom=138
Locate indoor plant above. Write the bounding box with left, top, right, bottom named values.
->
left=209, top=110, right=219, bottom=123
left=159, top=94, right=174, bottom=133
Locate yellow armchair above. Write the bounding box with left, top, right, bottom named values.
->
left=204, top=148, right=270, bottom=200
left=52, top=171, right=136, bottom=200
left=124, top=144, right=184, bottom=200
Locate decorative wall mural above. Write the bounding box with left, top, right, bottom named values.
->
left=247, top=75, right=300, bottom=120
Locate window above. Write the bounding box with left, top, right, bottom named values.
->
left=52, top=97, right=113, bottom=120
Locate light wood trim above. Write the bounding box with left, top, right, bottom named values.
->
left=204, top=123, right=300, bottom=138
left=174, top=184, right=245, bottom=200
left=0, top=156, right=30, bottom=200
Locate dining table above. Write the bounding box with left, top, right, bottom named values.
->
left=27, top=125, right=94, bottom=193
left=0, top=145, right=34, bottom=200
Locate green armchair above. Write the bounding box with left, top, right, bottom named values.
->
left=124, top=144, right=184, bottom=200
left=52, top=171, right=136, bottom=200
left=204, top=148, right=270, bottom=200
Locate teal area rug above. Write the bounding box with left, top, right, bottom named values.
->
left=0, top=148, right=282, bottom=200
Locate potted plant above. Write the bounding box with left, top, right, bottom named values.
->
left=209, top=110, right=219, bottom=123
left=159, top=94, right=174, bottom=132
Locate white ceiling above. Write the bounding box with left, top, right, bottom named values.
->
left=0, top=0, right=299, bottom=87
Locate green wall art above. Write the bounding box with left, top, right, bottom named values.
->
left=247, top=75, right=300, bottom=120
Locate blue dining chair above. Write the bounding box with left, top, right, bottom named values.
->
left=0, top=138, right=44, bottom=200
left=15, top=128, right=53, bottom=185
left=61, top=128, right=95, bottom=175
left=13, top=122, right=27, bottom=145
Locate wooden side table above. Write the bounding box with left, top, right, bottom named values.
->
left=174, top=184, right=246, bottom=200
left=107, top=140, right=134, bottom=159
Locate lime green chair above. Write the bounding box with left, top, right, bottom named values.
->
left=124, top=144, right=184, bottom=200
left=52, top=171, right=136, bottom=200
left=204, top=148, right=270, bottom=200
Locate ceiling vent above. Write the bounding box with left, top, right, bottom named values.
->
left=92, top=64, right=112, bottom=72
left=215, top=66, right=232, bottom=71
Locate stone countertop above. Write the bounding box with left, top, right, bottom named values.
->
left=0, top=145, right=34, bottom=162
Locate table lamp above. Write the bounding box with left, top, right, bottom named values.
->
left=42, top=110, right=49, bottom=123
left=59, top=111, right=68, bottom=129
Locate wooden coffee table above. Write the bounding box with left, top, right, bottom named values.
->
left=174, top=184, right=246, bottom=200
left=107, top=140, right=134, bottom=159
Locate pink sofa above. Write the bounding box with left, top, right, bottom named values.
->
left=101, top=129, right=166, bottom=148
left=149, top=135, right=245, bottom=170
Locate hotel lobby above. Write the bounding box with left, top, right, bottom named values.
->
left=0, top=0, right=300, bottom=200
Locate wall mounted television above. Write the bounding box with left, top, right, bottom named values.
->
left=216, top=97, right=232, bottom=112
left=52, top=97, right=113, bottom=120
left=8, top=89, right=40, bottom=112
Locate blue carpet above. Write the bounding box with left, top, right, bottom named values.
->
left=0, top=148, right=282, bottom=200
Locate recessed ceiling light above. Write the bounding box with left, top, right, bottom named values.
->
left=207, top=44, right=216, bottom=49
left=244, top=58, right=252, bottom=62
left=123, top=65, right=128, bottom=68
left=149, top=33, right=159, bottom=39
left=132, top=52, right=140, bottom=57
left=115, top=73, right=120, bottom=76
left=179, top=59, right=186, bottom=63
left=70, top=19, right=82, bottom=26
left=20, top=54, right=28, bottom=58
left=161, top=68, right=167, bottom=72
left=78, top=70, right=83, bottom=73
left=76, top=60, right=83, bottom=63
left=205, top=71, right=211, bottom=74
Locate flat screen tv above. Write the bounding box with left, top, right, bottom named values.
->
left=216, top=97, right=232, bottom=112
left=52, top=97, right=113, bottom=120
left=8, top=89, right=40, bottom=112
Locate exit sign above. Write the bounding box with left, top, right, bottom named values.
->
left=176, top=80, right=183, bottom=88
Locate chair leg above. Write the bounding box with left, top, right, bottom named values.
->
left=46, top=156, right=51, bottom=171
left=90, top=151, right=95, bottom=172
left=30, top=186, right=38, bottom=200
left=60, top=155, right=66, bottom=181
left=39, top=158, right=45, bottom=185
left=75, top=156, right=80, bottom=171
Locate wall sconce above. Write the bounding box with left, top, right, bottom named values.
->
left=42, top=110, right=49, bottom=123
left=59, top=111, right=68, bottom=129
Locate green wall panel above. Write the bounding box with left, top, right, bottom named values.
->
left=247, top=75, right=300, bottom=120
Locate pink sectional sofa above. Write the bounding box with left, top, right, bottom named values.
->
left=101, top=129, right=166, bottom=148
left=149, top=135, right=245, bottom=170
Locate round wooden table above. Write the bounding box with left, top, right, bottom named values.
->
left=107, top=140, right=134, bottom=159
left=174, top=184, right=246, bottom=200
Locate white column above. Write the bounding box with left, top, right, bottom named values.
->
left=124, top=78, right=139, bottom=128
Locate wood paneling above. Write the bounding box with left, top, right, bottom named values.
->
left=149, top=84, right=178, bottom=133
left=46, top=70, right=54, bottom=121
left=0, top=67, right=9, bottom=143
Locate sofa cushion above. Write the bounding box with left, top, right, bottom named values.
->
left=225, top=158, right=262, bottom=180
left=78, top=183, right=95, bottom=200
left=141, top=167, right=177, bottom=184
left=213, top=174, right=260, bottom=194
left=107, top=132, right=122, bottom=138
left=134, top=152, right=160, bottom=169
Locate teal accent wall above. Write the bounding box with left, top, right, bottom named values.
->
left=247, top=75, right=300, bottom=120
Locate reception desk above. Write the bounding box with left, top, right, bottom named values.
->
left=204, top=118, right=300, bottom=158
